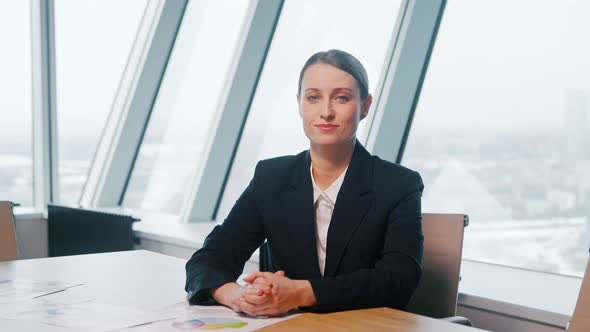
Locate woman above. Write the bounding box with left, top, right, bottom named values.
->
left=185, top=49, right=424, bottom=316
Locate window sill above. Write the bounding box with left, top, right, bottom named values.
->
left=130, top=217, right=261, bottom=263
left=133, top=217, right=216, bottom=251
left=13, top=206, right=44, bottom=219
left=458, top=260, right=579, bottom=328
left=86, top=207, right=216, bottom=251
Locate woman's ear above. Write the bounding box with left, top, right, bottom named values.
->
left=360, top=94, right=373, bottom=120
left=297, top=94, right=303, bottom=118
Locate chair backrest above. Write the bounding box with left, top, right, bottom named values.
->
left=568, top=259, right=590, bottom=332
left=0, top=201, right=19, bottom=261
left=406, top=213, right=468, bottom=318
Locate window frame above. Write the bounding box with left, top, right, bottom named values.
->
left=31, top=0, right=58, bottom=207
left=367, top=0, right=446, bottom=163
left=79, top=0, right=188, bottom=207
left=181, top=0, right=284, bottom=222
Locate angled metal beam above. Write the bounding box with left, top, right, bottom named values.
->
left=367, top=0, right=446, bottom=163
left=80, top=0, right=188, bottom=207
left=183, top=0, right=284, bottom=222
left=31, top=0, right=59, bottom=207
left=357, top=0, right=407, bottom=145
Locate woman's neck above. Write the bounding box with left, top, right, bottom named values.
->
left=309, top=139, right=355, bottom=190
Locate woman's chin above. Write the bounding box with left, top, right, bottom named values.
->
left=309, top=137, right=353, bottom=147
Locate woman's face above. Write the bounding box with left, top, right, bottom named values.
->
left=298, top=63, right=372, bottom=147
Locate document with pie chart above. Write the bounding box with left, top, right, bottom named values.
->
left=124, top=305, right=300, bottom=331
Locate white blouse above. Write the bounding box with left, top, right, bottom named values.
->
left=310, top=164, right=348, bottom=276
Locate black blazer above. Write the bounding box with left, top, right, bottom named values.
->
left=185, top=142, right=424, bottom=312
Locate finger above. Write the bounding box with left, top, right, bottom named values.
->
left=245, top=271, right=276, bottom=281
left=243, top=303, right=271, bottom=317
left=236, top=298, right=262, bottom=316
left=243, top=284, right=265, bottom=297
left=246, top=272, right=281, bottom=294
left=242, top=292, right=271, bottom=305
left=229, top=302, right=242, bottom=313
left=243, top=271, right=273, bottom=283
left=251, top=278, right=272, bottom=293
left=275, top=270, right=286, bottom=277
left=242, top=273, right=257, bottom=283
left=248, top=305, right=285, bottom=317
left=238, top=285, right=268, bottom=305
left=236, top=293, right=280, bottom=317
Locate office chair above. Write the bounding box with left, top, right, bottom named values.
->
left=568, top=258, right=590, bottom=331
left=406, top=213, right=472, bottom=326
left=0, top=201, right=19, bottom=261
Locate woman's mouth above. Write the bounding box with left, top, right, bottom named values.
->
left=315, top=124, right=339, bottom=131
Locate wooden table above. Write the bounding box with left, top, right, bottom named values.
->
left=0, top=250, right=484, bottom=331
left=260, top=307, right=483, bottom=331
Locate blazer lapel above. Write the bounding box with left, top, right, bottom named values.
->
left=324, top=142, right=373, bottom=277
left=280, top=151, right=322, bottom=279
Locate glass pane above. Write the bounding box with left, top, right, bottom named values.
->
left=0, top=1, right=33, bottom=206
left=404, top=0, right=590, bottom=276
left=123, top=0, right=252, bottom=214
left=55, top=0, right=148, bottom=204
left=217, top=0, right=403, bottom=220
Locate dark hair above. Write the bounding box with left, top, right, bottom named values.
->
left=298, top=49, right=369, bottom=102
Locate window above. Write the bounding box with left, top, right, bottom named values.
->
left=54, top=0, right=148, bottom=204
left=403, top=0, right=590, bottom=276
left=0, top=1, right=33, bottom=206
left=217, top=0, right=403, bottom=220
left=123, top=0, right=252, bottom=214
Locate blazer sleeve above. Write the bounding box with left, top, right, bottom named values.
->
left=185, top=163, right=266, bottom=304
left=307, top=171, right=424, bottom=312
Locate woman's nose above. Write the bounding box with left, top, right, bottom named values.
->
left=319, top=101, right=335, bottom=119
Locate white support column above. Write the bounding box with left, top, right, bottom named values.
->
left=80, top=0, right=188, bottom=207
left=31, top=0, right=59, bottom=207
left=367, top=0, right=446, bottom=163
left=182, top=0, right=284, bottom=222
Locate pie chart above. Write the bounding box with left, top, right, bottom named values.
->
left=172, top=317, right=248, bottom=330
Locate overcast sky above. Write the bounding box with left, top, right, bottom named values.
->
left=414, top=0, right=590, bottom=133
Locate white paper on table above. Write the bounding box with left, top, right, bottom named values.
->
left=0, top=318, right=73, bottom=332
left=0, top=279, right=82, bottom=303
left=0, top=298, right=179, bottom=332
left=0, top=295, right=92, bottom=317
left=122, top=304, right=300, bottom=331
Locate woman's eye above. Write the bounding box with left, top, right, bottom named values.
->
left=336, top=95, right=349, bottom=102
left=307, top=95, right=319, bottom=102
